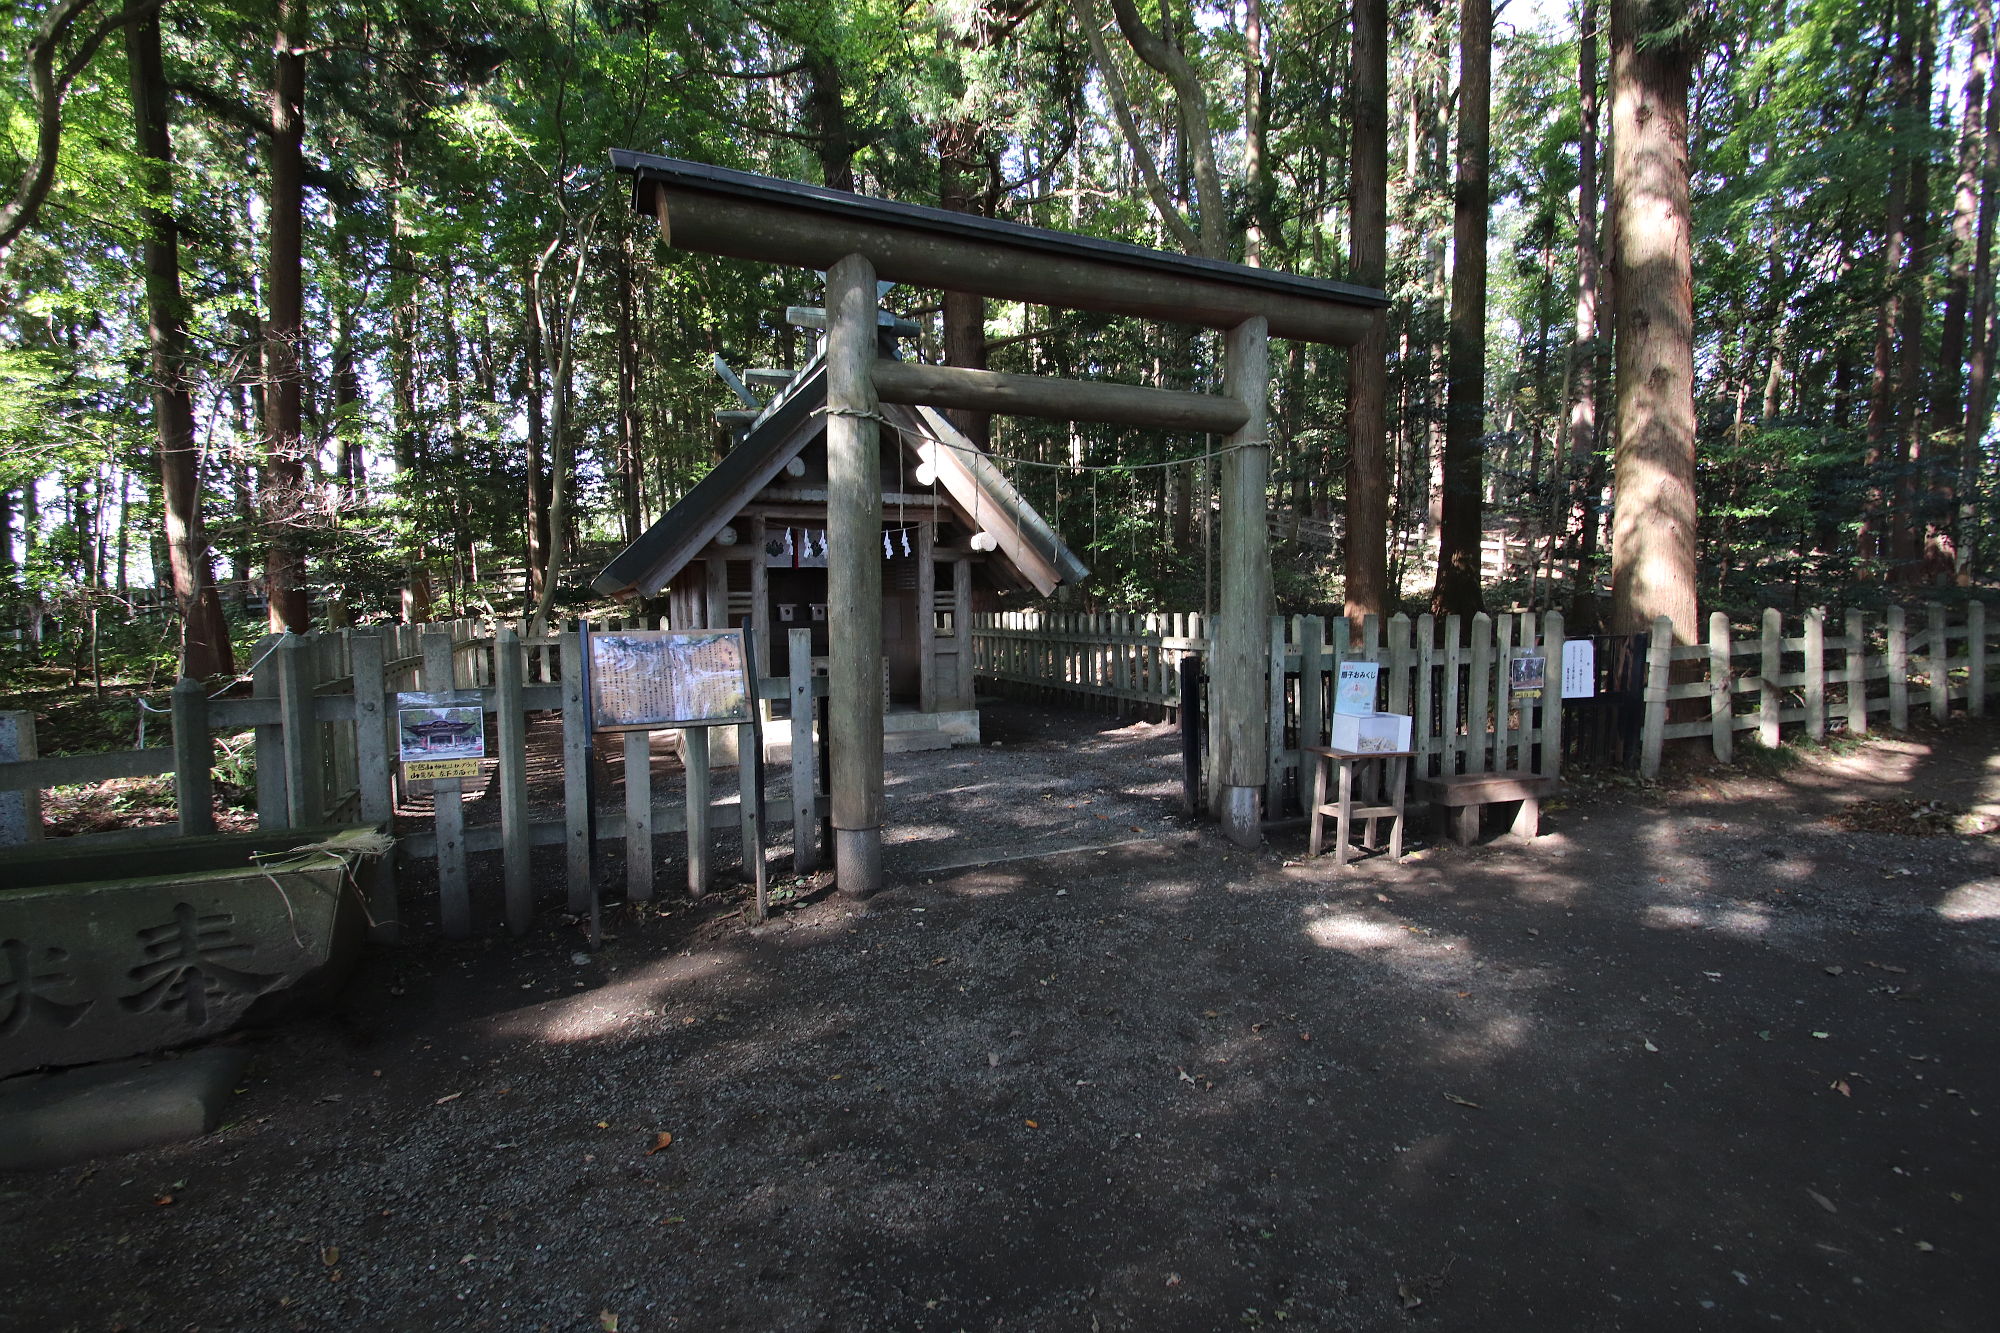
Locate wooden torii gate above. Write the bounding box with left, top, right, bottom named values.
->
left=609, top=152, right=1387, bottom=894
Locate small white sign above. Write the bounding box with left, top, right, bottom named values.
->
left=1334, top=662, right=1381, bottom=715
left=1561, top=639, right=1597, bottom=698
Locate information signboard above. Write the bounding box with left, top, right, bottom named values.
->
left=589, top=628, right=752, bottom=730
left=1334, top=662, right=1381, bottom=715
left=1561, top=639, right=1598, bottom=699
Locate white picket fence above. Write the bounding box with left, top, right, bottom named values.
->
left=973, top=599, right=2000, bottom=814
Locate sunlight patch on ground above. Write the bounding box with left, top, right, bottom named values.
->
left=486, top=951, right=738, bottom=1043
left=1936, top=878, right=2000, bottom=921
left=1132, top=877, right=1201, bottom=905
left=1642, top=901, right=1773, bottom=936
left=1301, top=908, right=1474, bottom=981
left=1435, top=1012, right=1536, bottom=1064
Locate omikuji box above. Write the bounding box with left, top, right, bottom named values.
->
left=1329, top=710, right=1413, bottom=754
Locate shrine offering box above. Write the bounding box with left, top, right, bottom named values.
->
left=1330, top=710, right=1413, bottom=754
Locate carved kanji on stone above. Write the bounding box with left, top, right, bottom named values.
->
left=0, top=938, right=93, bottom=1036
left=119, top=904, right=281, bottom=1027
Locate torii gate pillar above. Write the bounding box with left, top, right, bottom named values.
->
left=1214, top=317, right=1272, bottom=847
left=825, top=253, right=886, bottom=896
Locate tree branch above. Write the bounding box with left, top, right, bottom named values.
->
left=1103, top=0, right=1228, bottom=258
left=1071, top=0, right=1201, bottom=254
left=0, top=0, right=165, bottom=267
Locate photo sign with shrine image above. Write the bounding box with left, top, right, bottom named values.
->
left=396, top=691, right=486, bottom=780
left=589, top=628, right=752, bottom=730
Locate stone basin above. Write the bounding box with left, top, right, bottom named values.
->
left=0, top=825, right=377, bottom=1078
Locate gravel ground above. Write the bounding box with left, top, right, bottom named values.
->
left=2, top=702, right=1997, bottom=1332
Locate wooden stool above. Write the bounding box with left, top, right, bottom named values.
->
left=1416, top=771, right=1559, bottom=845
left=1304, top=745, right=1414, bottom=867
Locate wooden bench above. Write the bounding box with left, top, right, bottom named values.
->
left=1416, top=771, right=1559, bottom=846
left=1303, top=745, right=1415, bottom=867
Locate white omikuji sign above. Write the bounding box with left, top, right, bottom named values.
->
left=1335, top=662, right=1381, bottom=715
left=1561, top=639, right=1597, bottom=698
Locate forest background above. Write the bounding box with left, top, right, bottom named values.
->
left=1, top=0, right=1994, bottom=688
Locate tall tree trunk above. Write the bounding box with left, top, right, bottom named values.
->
left=1860, top=2, right=1913, bottom=575
left=1931, top=0, right=1987, bottom=536
left=1958, top=0, right=2000, bottom=581
left=1433, top=0, right=1491, bottom=617
left=128, top=8, right=232, bottom=676
left=522, top=270, right=553, bottom=601
left=1607, top=0, right=1699, bottom=640
left=1344, top=0, right=1390, bottom=622
left=1243, top=0, right=1274, bottom=266
left=805, top=52, right=855, bottom=192
left=615, top=225, right=643, bottom=542
left=260, top=0, right=309, bottom=633
left=1563, top=0, right=1602, bottom=610
left=938, top=121, right=993, bottom=448
left=1891, top=0, right=1935, bottom=581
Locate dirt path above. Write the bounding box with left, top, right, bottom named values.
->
left=2, top=704, right=1997, bottom=1331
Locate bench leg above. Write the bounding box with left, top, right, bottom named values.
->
left=1308, top=752, right=1328, bottom=858
left=1335, top=758, right=1355, bottom=868
left=1450, top=802, right=1479, bottom=846
left=1389, top=755, right=1407, bottom=860
left=1511, top=796, right=1540, bottom=839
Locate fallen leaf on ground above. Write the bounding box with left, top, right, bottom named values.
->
left=1024, top=1119, right=1039, bottom=1129
left=1643, top=1038, right=1659, bottom=1053
left=645, top=1132, right=673, bottom=1155
left=1165, top=1272, right=1182, bottom=1288
left=1444, top=1093, right=1482, bottom=1109
left=1807, top=1188, right=1838, bottom=1214
left=1398, top=1282, right=1424, bottom=1310
left=599, top=1312, right=620, bottom=1331
left=1916, top=1240, right=1935, bottom=1252
left=320, top=1246, right=339, bottom=1266
left=152, top=1195, right=173, bottom=1207
left=1832, top=1080, right=1852, bottom=1098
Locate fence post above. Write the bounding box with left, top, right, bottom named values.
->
left=1539, top=610, right=1564, bottom=779
left=1887, top=606, right=1910, bottom=730
left=1640, top=616, right=1673, bottom=779
left=495, top=625, right=532, bottom=935
left=1708, top=612, right=1733, bottom=763
left=0, top=710, right=41, bottom=845
left=1927, top=602, right=1949, bottom=722
left=1803, top=608, right=1826, bottom=741
left=422, top=629, right=471, bottom=938
left=348, top=631, right=398, bottom=940
left=1493, top=613, right=1514, bottom=772
left=1415, top=613, right=1437, bottom=778
left=789, top=628, right=819, bottom=873
left=1265, top=615, right=1289, bottom=817
left=1759, top=607, right=1782, bottom=749
left=278, top=636, right=323, bottom=827
left=1299, top=615, right=1326, bottom=753
left=171, top=676, right=216, bottom=837
left=253, top=635, right=288, bottom=829
left=1442, top=615, right=1463, bottom=776
left=1846, top=608, right=1869, bottom=736
left=625, top=728, right=655, bottom=903
left=1970, top=601, right=1988, bottom=718
left=684, top=726, right=711, bottom=896
left=561, top=628, right=594, bottom=912
left=1468, top=613, right=1494, bottom=774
